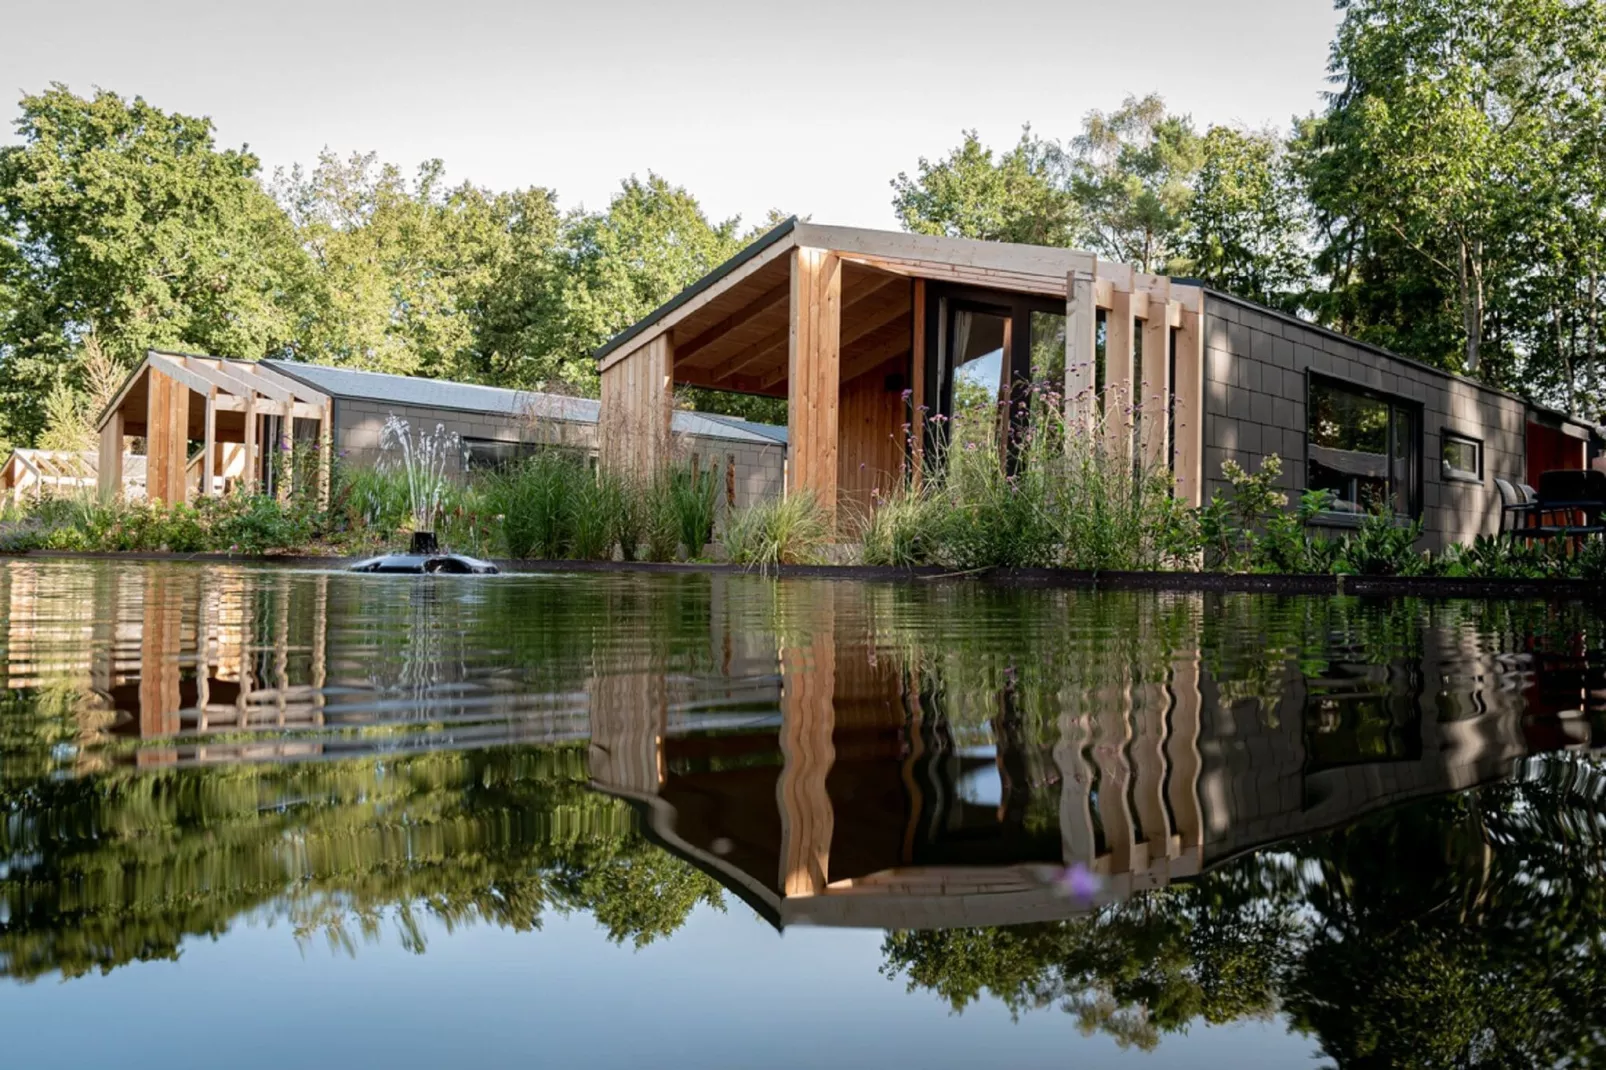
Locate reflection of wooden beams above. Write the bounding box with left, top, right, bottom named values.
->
left=1131, top=694, right=1174, bottom=860
left=777, top=592, right=836, bottom=897
left=1167, top=649, right=1205, bottom=849
left=138, top=573, right=181, bottom=741
left=786, top=247, right=842, bottom=514
left=1055, top=708, right=1097, bottom=866
left=1092, top=680, right=1137, bottom=874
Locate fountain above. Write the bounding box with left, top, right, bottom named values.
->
left=348, top=415, right=499, bottom=574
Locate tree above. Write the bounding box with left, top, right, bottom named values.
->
left=1068, top=94, right=1204, bottom=274
left=273, top=152, right=561, bottom=382
left=532, top=174, right=743, bottom=393
left=36, top=333, right=126, bottom=452
left=891, top=128, right=1078, bottom=246
left=0, top=85, right=313, bottom=443
left=1176, top=127, right=1309, bottom=310
left=1300, top=0, right=1606, bottom=376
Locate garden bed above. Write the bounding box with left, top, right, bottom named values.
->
left=11, top=547, right=1606, bottom=599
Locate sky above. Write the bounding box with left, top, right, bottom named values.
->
left=2, top=0, right=1343, bottom=229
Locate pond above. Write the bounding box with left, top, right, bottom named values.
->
left=0, top=560, right=1602, bottom=1068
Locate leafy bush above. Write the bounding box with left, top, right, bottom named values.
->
left=641, top=476, right=679, bottom=563
left=1334, top=509, right=1428, bottom=576
left=722, top=491, right=832, bottom=568
left=569, top=468, right=621, bottom=561
left=856, top=489, right=945, bottom=567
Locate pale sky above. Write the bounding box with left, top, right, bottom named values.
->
left=3, top=0, right=1343, bottom=229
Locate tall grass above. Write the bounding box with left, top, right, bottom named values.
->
left=667, top=461, right=719, bottom=559
left=722, top=491, right=832, bottom=569
left=857, top=386, right=1193, bottom=571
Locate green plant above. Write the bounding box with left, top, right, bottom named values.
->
left=1438, top=534, right=1567, bottom=579
left=856, top=488, right=944, bottom=567
left=642, top=476, right=679, bottom=563
left=1334, top=508, right=1427, bottom=576
left=1198, top=455, right=1289, bottom=572
left=569, top=469, right=619, bottom=561
left=667, top=461, right=719, bottom=558
left=722, top=491, right=832, bottom=569
left=487, top=451, right=584, bottom=559
left=612, top=473, right=647, bottom=562
left=1254, top=488, right=1339, bottom=573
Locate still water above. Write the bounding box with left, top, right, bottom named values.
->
left=0, top=560, right=1602, bottom=1068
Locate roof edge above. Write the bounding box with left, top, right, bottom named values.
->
left=593, top=216, right=799, bottom=365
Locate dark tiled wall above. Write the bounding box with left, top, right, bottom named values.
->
left=1201, top=297, right=1527, bottom=550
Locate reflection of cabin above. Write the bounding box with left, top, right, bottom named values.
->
left=95, top=351, right=333, bottom=504
left=586, top=586, right=1605, bottom=930
left=596, top=218, right=1603, bottom=549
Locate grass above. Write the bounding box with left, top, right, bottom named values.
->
left=722, top=491, right=832, bottom=569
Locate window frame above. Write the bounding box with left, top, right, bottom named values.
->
left=1303, top=371, right=1423, bottom=525
left=1440, top=430, right=1484, bottom=484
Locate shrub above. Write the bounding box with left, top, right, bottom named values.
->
left=1438, top=534, right=1568, bottom=579
left=856, top=489, right=945, bottom=567
left=641, top=476, right=679, bottom=563
left=1334, top=508, right=1428, bottom=576
left=722, top=492, right=832, bottom=568
left=613, top=474, right=647, bottom=562
left=569, top=469, right=621, bottom=561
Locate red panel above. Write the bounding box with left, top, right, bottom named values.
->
left=1526, top=422, right=1587, bottom=485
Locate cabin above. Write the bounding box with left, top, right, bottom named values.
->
left=95, top=353, right=788, bottom=507
left=0, top=449, right=101, bottom=505
left=595, top=218, right=1601, bottom=550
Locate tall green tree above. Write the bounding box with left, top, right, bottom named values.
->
left=1068, top=94, right=1204, bottom=274
left=0, top=85, right=313, bottom=443
left=1176, top=126, right=1309, bottom=310
left=890, top=128, right=1078, bottom=245
left=273, top=152, right=561, bottom=382
left=1300, top=0, right=1606, bottom=376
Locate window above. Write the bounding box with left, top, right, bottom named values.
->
left=461, top=438, right=589, bottom=473
left=1441, top=432, right=1482, bottom=482
left=1306, top=377, right=1421, bottom=518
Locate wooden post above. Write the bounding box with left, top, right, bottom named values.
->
left=1140, top=288, right=1172, bottom=468
left=1103, top=289, right=1135, bottom=462
left=786, top=247, right=843, bottom=517
left=98, top=410, right=124, bottom=503
left=280, top=398, right=296, bottom=500
left=242, top=395, right=258, bottom=494
left=1173, top=301, right=1207, bottom=507
left=202, top=390, right=217, bottom=497
left=1066, top=272, right=1097, bottom=437
left=318, top=403, right=333, bottom=507
left=910, top=278, right=926, bottom=489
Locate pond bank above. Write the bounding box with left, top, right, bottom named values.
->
left=8, top=548, right=1606, bottom=599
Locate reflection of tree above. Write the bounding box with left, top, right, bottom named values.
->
left=883, top=753, right=1606, bottom=1066
left=0, top=744, right=722, bottom=981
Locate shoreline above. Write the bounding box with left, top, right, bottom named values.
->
left=6, top=548, right=1606, bottom=598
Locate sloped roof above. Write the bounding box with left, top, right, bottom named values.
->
left=260, top=360, right=787, bottom=447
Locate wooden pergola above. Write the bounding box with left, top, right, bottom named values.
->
left=596, top=219, right=1208, bottom=517
left=0, top=449, right=98, bottom=505
left=96, top=351, right=332, bottom=504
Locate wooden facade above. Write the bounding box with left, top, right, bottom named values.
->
left=94, top=351, right=333, bottom=504
left=595, top=220, right=1211, bottom=522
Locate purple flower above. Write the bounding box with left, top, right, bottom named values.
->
left=1058, top=863, right=1102, bottom=903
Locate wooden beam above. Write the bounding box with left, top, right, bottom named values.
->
left=795, top=222, right=1094, bottom=281
left=703, top=271, right=902, bottom=388
left=148, top=353, right=224, bottom=402
left=1174, top=303, right=1206, bottom=507
left=1140, top=279, right=1172, bottom=468
left=242, top=395, right=258, bottom=494
left=786, top=247, right=842, bottom=516
left=910, top=279, right=926, bottom=487
left=231, top=360, right=330, bottom=405
left=1066, top=272, right=1097, bottom=436
left=202, top=390, right=217, bottom=497
left=674, top=278, right=790, bottom=365
left=838, top=331, right=910, bottom=386
left=598, top=234, right=798, bottom=374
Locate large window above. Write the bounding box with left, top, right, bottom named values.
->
left=1307, top=377, right=1420, bottom=517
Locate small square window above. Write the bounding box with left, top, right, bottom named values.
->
left=1442, top=433, right=1482, bottom=482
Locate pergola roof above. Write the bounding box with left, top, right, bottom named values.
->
left=96, top=350, right=332, bottom=434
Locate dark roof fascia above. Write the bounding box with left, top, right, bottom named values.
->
left=592, top=216, right=799, bottom=365
left=1201, top=288, right=1599, bottom=428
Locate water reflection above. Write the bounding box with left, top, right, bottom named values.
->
left=1, top=561, right=1604, bottom=1063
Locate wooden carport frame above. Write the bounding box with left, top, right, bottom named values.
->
left=95, top=351, right=333, bottom=505
left=0, top=449, right=98, bottom=505
left=596, top=219, right=1208, bottom=518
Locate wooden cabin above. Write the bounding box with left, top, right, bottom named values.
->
left=95, top=351, right=333, bottom=504
left=596, top=218, right=1602, bottom=550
